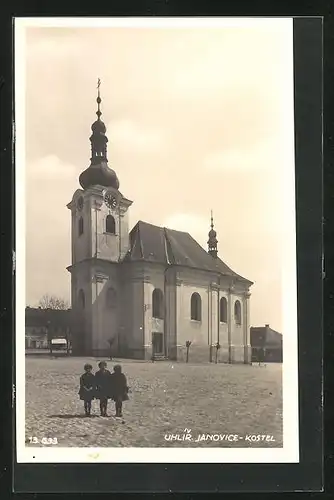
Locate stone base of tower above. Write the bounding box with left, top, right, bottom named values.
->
left=71, top=339, right=91, bottom=357
left=72, top=347, right=88, bottom=357
left=166, top=346, right=177, bottom=361
left=128, top=347, right=146, bottom=360
left=144, top=346, right=154, bottom=360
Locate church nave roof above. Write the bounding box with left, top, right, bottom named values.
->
left=124, top=220, right=252, bottom=285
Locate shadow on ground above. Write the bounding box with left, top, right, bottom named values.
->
left=47, top=414, right=100, bottom=419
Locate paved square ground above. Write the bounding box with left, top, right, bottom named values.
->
left=25, top=357, right=282, bottom=448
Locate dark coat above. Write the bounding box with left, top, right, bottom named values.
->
left=94, top=369, right=112, bottom=399
left=78, top=372, right=96, bottom=401
left=109, top=372, right=129, bottom=402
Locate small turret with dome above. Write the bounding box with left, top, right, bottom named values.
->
left=79, top=79, right=120, bottom=190
left=208, top=210, right=218, bottom=259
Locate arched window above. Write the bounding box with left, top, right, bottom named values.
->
left=220, top=297, right=227, bottom=323
left=152, top=288, right=164, bottom=319
left=78, top=217, right=84, bottom=236
left=191, top=292, right=202, bottom=321
left=106, top=215, right=116, bottom=234
left=78, top=289, right=85, bottom=309
left=106, top=287, right=117, bottom=309
left=234, top=300, right=242, bottom=325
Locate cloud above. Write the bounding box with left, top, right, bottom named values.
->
left=162, top=213, right=211, bottom=249
left=203, top=140, right=280, bottom=173
left=108, top=119, right=166, bottom=152
left=25, top=155, right=75, bottom=304
left=27, top=154, right=77, bottom=180
left=26, top=156, right=77, bottom=219
left=160, top=26, right=289, bottom=101
left=204, top=149, right=252, bottom=172
left=26, top=30, right=88, bottom=61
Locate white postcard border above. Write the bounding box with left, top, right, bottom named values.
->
left=15, top=16, right=299, bottom=464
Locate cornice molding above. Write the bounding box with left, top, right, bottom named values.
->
left=67, top=189, right=85, bottom=210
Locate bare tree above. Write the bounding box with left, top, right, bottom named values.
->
left=38, top=294, right=69, bottom=310
left=38, top=294, right=70, bottom=356
left=185, top=340, right=192, bottom=363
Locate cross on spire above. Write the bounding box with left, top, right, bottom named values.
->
left=96, top=78, right=102, bottom=119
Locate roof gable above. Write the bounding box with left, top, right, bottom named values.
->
left=124, top=220, right=252, bottom=285
left=250, top=326, right=282, bottom=346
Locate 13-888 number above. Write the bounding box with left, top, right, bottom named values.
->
left=29, top=437, right=58, bottom=445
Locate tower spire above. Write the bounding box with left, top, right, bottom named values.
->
left=78, top=80, right=120, bottom=191
left=89, top=78, right=108, bottom=163
left=208, top=210, right=218, bottom=259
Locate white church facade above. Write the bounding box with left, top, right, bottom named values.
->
left=67, top=85, right=253, bottom=363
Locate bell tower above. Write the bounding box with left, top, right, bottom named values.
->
left=67, top=80, right=133, bottom=355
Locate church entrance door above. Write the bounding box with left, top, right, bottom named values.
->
left=152, top=332, right=164, bottom=355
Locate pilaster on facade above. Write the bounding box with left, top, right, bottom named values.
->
left=211, top=286, right=219, bottom=346
left=244, top=291, right=251, bottom=363
left=143, top=280, right=152, bottom=349
left=175, top=275, right=183, bottom=287
left=227, top=290, right=233, bottom=363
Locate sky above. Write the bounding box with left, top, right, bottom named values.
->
left=21, top=19, right=295, bottom=333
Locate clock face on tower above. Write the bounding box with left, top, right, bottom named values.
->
left=103, top=191, right=117, bottom=209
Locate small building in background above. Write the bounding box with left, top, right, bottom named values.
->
left=25, top=307, right=72, bottom=350
left=51, top=337, right=68, bottom=354
left=25, top=307, right=48, bottom=349
left=250, top=324, right=283, bottom=363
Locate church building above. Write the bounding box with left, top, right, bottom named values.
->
left=67, top=85, right=253, bottom=363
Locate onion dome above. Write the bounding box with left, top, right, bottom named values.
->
left=78, top=78, right=120, bottom=190
left=79, top=161, right=119, bottom=190
left=208, top=210, right=218, bottom=259
left=91, top=119, right=107, bottom=134
left=209, top=227, right=217, bottom=238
